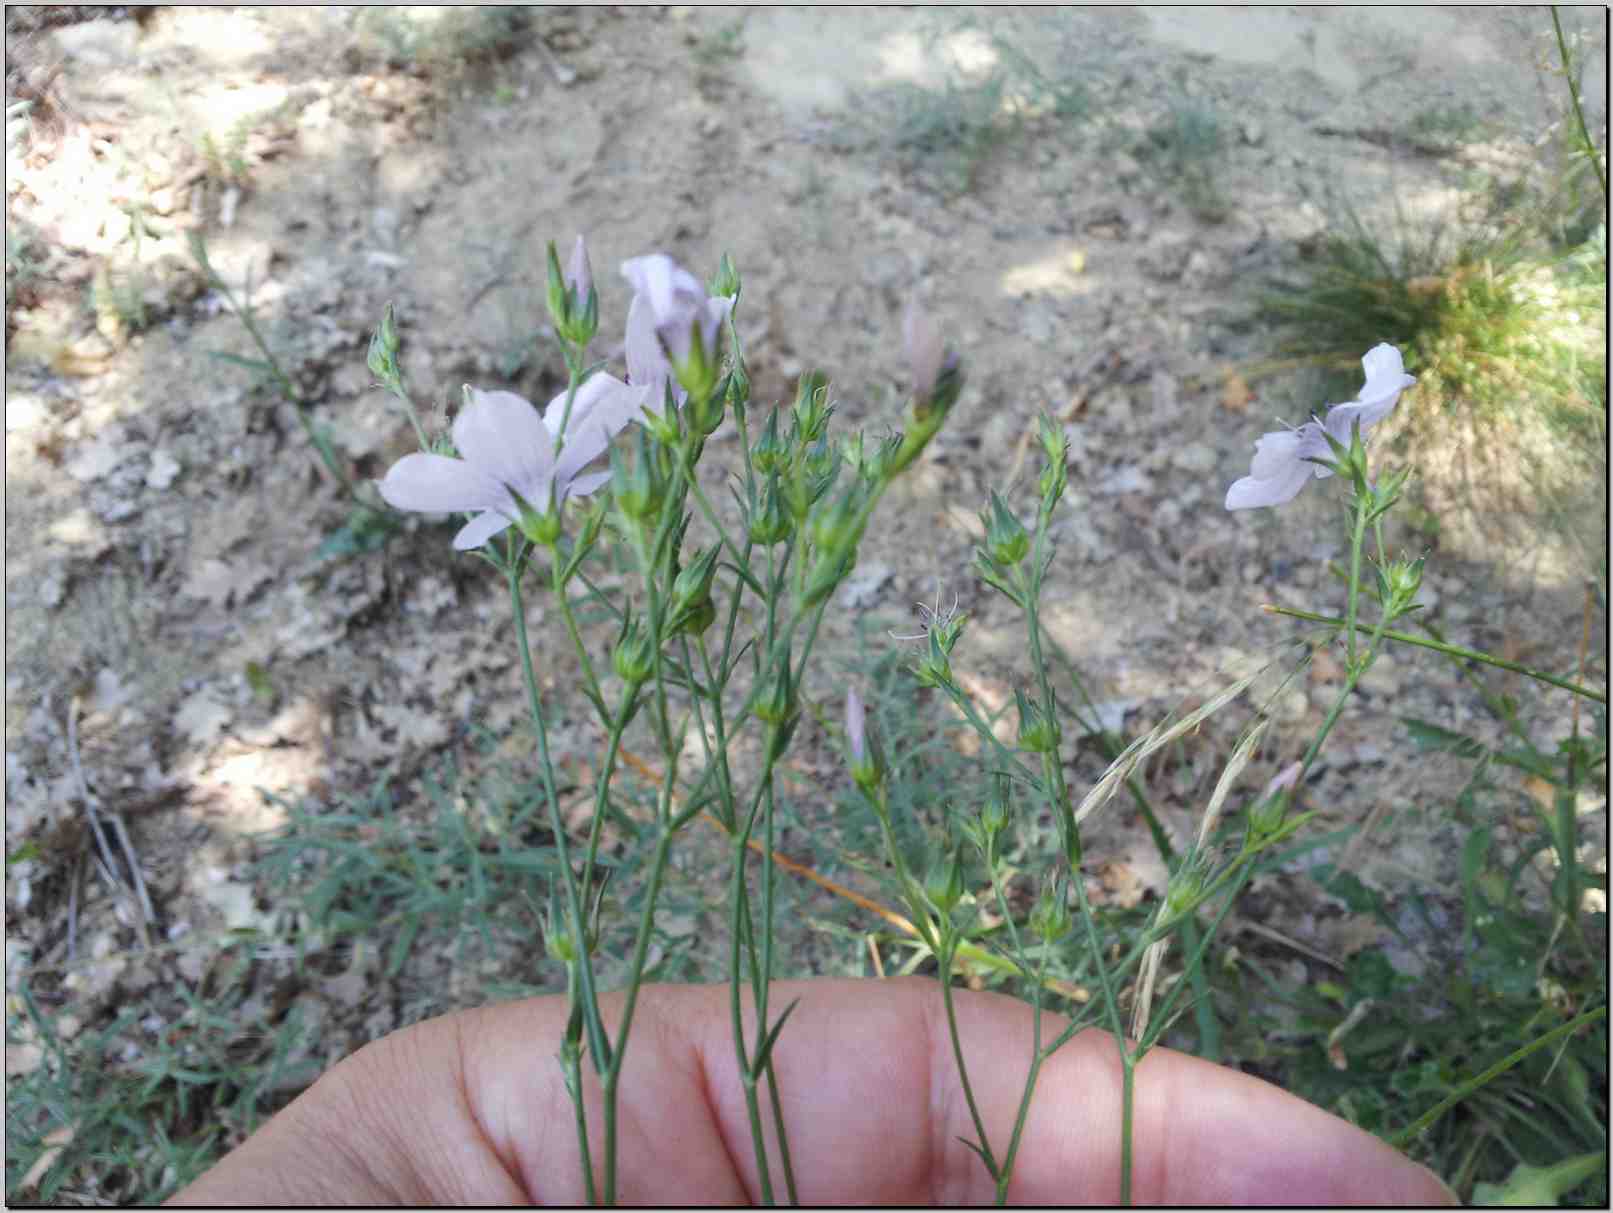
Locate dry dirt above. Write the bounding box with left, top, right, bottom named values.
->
left=4, top=2, right=1608, bottom=1175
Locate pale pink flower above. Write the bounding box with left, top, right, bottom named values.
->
left=620, top=253, right=733, bottom=412
left=378, top=375, right=638, bottom=550
left=1226, top=344, right=1415, bottom=510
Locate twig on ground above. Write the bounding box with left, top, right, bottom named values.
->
left=65, top=697, right=154, bottom=948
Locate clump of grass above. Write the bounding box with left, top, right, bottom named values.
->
left=840, top=17, right=1088, bottom=197
left=1134, top=89, right=1230, bottom=222
left=355, top=7, right=531, bottom=76
left=5, top=957, right=319, bottom=1203
left=1259, top=186, right=1606, bottom=574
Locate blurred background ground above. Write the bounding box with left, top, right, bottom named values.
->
left=5, top=5, right=1606, bottom=1203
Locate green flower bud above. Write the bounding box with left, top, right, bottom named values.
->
left=1030, top=872, right=1073, bottom=942
left=1164, top=859, right=1209, bottom=919
left=1247, top=762, right=1300, bottom=845
left=979, top=779, right=1011, bottom=839
left=753, top=667, right=795, bottom=726
left=726, top=356, right=751, bottom=420
left=924, top=847, right=967, bottom=915
left=611, top=428, right=664, bottom=522
left=1014, top=688, right=1060, bottom=753
left=792, top=370, right=832, bottom=443
left=668, top=544, right=721, bottom=636
left=800, top=545, right=855, bottom=608
left=1037, top=415, right=1068, bottom=509
left=913, top=626, right=955, bottom=690
left=748, top=474, right=793, bottom=546
left=751, top=409, right=787, bottom=476
left=612, top=611, right=656, bottom=684
left=981, top=491, right=1030, bottom=567
left=708, top=251, right=741, bottom=302
left=810, top=486, right=863, bottom=557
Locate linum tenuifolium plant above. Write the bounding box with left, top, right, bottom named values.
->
left=365, top=241, right=1604, bottom=1205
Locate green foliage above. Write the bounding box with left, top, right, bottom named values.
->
left=355, top=7, right=531, bottom=74
left=5, top=965, right=318, bottom=1203
left=1134, top=89, right=1229, bottom=222
left=1219, top=700, right=1608, bottom=1204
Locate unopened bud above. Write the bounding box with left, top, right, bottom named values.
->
left=1030, top=872, right=1073, bottom=942
left=981, top=491, right=1030, bottom=567
left=792, top=370, right=833, bottom=443
left=846, top=687, right=887, bottom=792
left=709, top=251, right=741, bottom=302
left=748, top=474, right=792, bottom=545
left=1015, top=689, right=1060, bottom=753
left=924, top=848, right=967, bottom=915
left=751, top=410, right=787, bottom=476
left=611, top=428, right=664, bottom=521
left=612, top=611, right=656, bottom=684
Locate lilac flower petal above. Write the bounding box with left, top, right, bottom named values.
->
left=846, top=687, right=867, bottom=763
left=625, top=293, right=674, bottom=393
left=453, top=510, right=513, bottom=551
left=566, top=235, right=593, bottom=298
left=378, top=452, right=503, bottom=514
left=1225, top=462, right=1314, bottom=510
left=1264, top=761, right=1303, bottom=798
left=547, top=373, right=641, bottom=474
left=903, top=297, right=944, bottom=401
left=453, top=389, right=557, bottom=507
left=621, top=254, right=701, bottom=365
left=566, top=470, right=612, bottom=499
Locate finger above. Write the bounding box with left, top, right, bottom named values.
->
left=449, top=977, right=1454, bottom=1205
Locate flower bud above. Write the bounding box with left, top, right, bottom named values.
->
left=981, top=491, right=1030, bottom=567
left=668, top=544, right=721, bottom=635
left=612, top=611, right=656, bottom=684
left=547, top=236, right=599, bottom=348
left=913, top=626, right=955, bottom=690
left=1014, top=689, right=1059, bottom=753
left=1030, top=872, right=1073, bottom=942
left=753, top=666, right=795, bottom=726
left=726, top=355, right=751, bottom=420
left=792, top=370, right=832, bottom=443
left=751, top=409, right=787, bottom=476
left=1164, top=858, right=1209, bottom=919
left=748, top=474, right=792, bottom=545
left=544, top=891, right=576, bottom=964
left=800, top=545, right=855, bottom=608
left=1248, top=761, right=1300, bottom=844
left=1037, top=415, right=1068, bottom=509
left=980, top=779, right=1011, bottom=839
left=924, top=847, right=967, bottom=915
left=611, top=428, right=664, bottom=521
left=367, top=302, right=401, bottom=383
left=708, top=251, right=741, bottom=302
left=810, top=486, right=863, bottom=558
left=845, top=687, right=887, bottom=792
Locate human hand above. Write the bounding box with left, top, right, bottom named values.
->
left=169, top=976, right=1455, bottom=1205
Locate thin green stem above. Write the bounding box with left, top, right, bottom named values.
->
left=1264, top=606, right=1606, bottom=703
left=1389, top=1005, right=1607, bottom=1149
left=509, top=561, right=609, bottom=1170
left=1119, top=1058, right=1136, bottom=1205
left=1552, top=6, right=1608, bottom=204
left=601, top=827, right=680, bottom=1205
left=938, top=931, right=1001, bottom=1181
left=1344, top=492, right=1368, bottom=670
